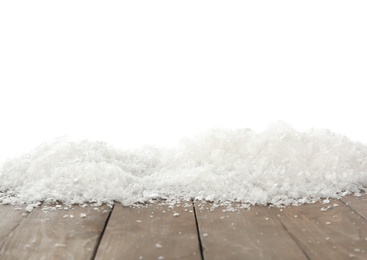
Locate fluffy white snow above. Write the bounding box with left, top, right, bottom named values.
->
left=1, top=123, right=367, bottom=207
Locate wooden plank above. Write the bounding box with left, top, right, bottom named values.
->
left=194, top=201, right=307, bottom=260
left=273, top=199, right=367, bottom=259
left=95, top=202, right=201, bottom=260
left=0, top=204, right=111, bottom=259
left=0, top=205, right=29, bottom=243
left=341, top=193, right=367, bottom=219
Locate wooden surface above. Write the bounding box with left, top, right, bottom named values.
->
left=273, top=198, right=367, bottom=259
left=0, top=204, right=111, bottom=260
left=341, top=193, right=367, bottom=219
left=194, top=202, right=307, bottom=259
left=0, top=205, right=29, bottom=243
left=0, top=195, right=367, bottom=259
left=95, top=202, right=201, bottom=260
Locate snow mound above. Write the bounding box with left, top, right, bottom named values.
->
left=1, top=123, right=367, bottom=207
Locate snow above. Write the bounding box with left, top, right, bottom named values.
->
left=0, top=122, right=367, bottom=208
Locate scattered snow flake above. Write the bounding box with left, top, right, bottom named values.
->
left=25, top=205, right=34, bottom=213
left=322, top=199, right=331, bottom=204
left=158, top=256, right=164, bottom=260
left=173, top=213, right=180, bottom=217
left=80, top=213, right=87, bottom=218
left=294, top=215, right=298, bottom=218
left=241, top=204, right=250, bottom=209
left=203, top=233, right=208, bottom=237
left=321, top=206, right=331, bottom=211
left=155, top=243, right=163, bottom=248
left=136, top=220, right=142, bottom=223
left=354, top=248, right=361, bottom=252
left=325, top=222, right=331, bottom=225
left=69, top=215, right=74, bottom=218
left=325, top=237, right=330, bottom=240
left=53, top=243, right=66, bottom=247
left=63, top=215, right=69, bottom=219
left=333, top=203, right=339, bottom=207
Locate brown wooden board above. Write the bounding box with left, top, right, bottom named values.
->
left=95, top=202, right=201, bottom=260
left=0, top=204, right=111, bottom=259
left=0, top=205, right=29, bottom=243
left=273, top=199, right=367, bottom=259
left=341, top=194, right=367, bottom=220
left=194, top=201, right=307, bottom=260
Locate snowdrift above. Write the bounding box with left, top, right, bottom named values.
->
left=1, top=123, right=366, bottom=208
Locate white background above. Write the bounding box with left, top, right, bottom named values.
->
left=1, top=1, right=366, bottom=164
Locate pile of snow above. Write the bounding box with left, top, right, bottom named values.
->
left=1, top=123, right=367, bottom=207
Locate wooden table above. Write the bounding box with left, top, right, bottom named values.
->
left=1, top=194, right=367, bottom=259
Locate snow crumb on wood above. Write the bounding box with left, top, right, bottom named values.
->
left=321, top=206, right=332, bottom=211
left=53, top=243, right=66, bottom=247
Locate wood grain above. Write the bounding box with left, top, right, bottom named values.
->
left=194, top=202, right=307, bottom=260
left=95, top=202, right=201, bottom=260
left=273, top=199, right=367, bottom=259
left=341, top=194, right=367, bottom=219
left=0, top=204, right=111, bottom=260
left=0, top=205, right=29, bottom=243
